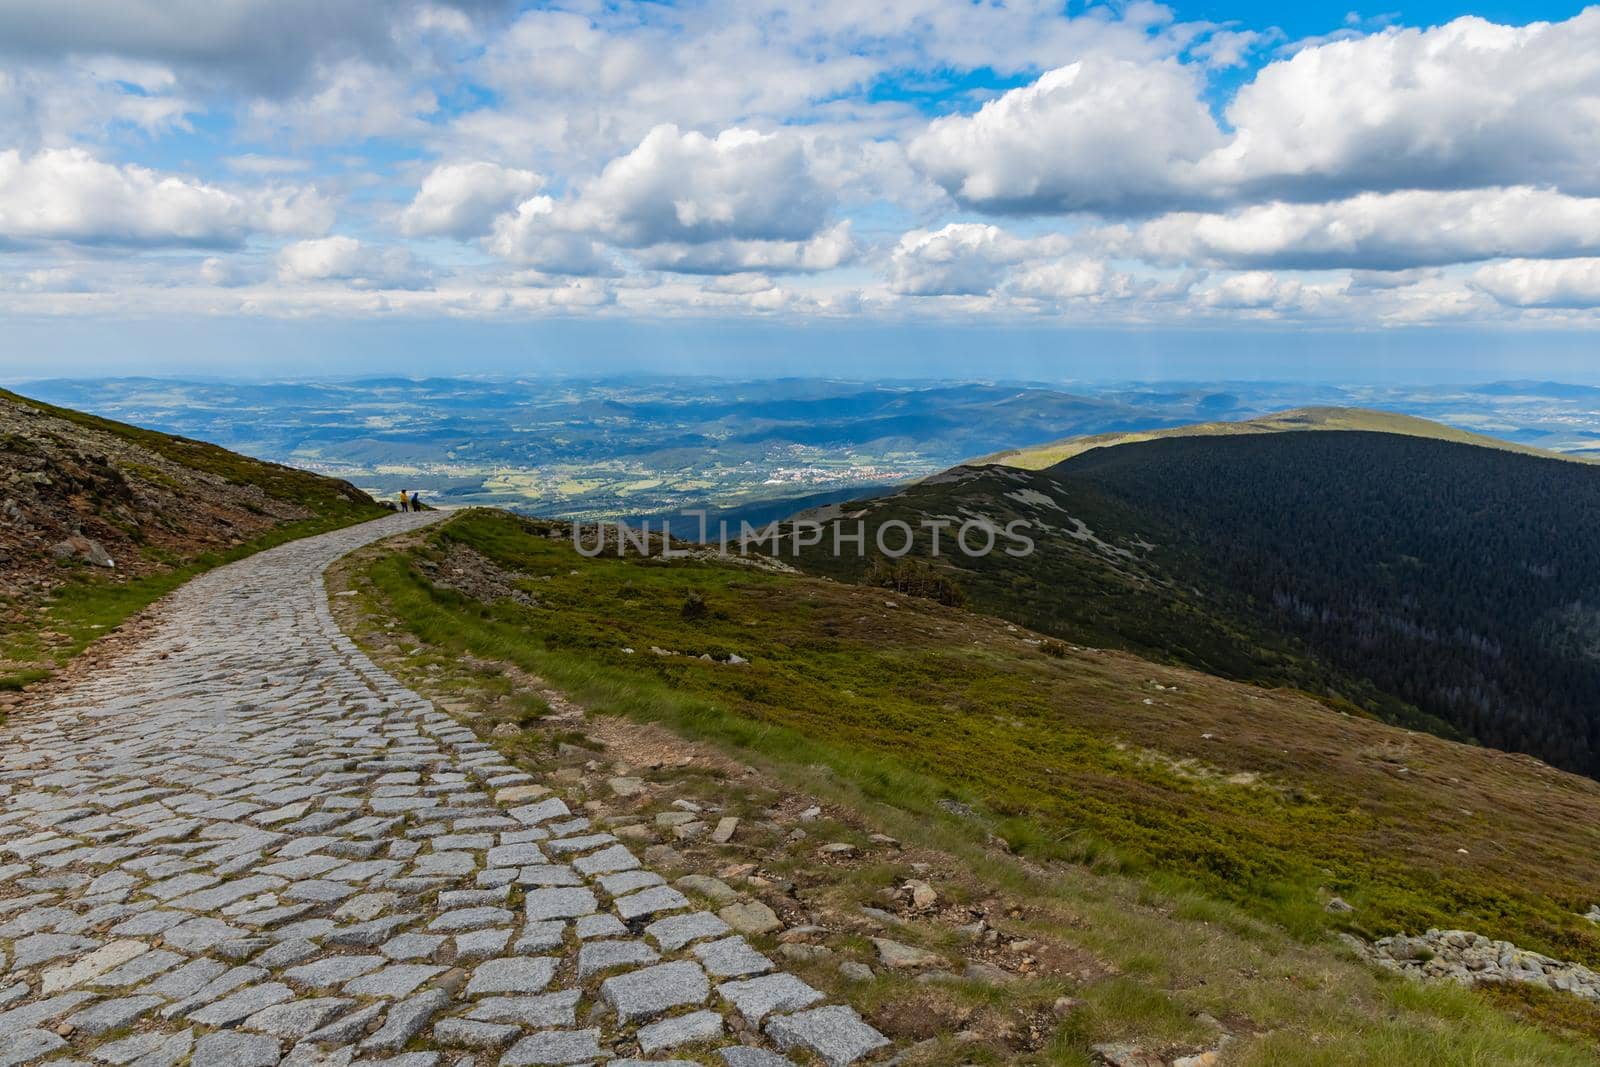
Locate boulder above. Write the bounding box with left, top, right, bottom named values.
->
left=50, top=535, right=114, bottom=568
left=870, top=937, right=941, bottom=969
left=719, top=900, right=782, bottom=936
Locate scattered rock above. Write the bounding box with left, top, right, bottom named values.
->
left=1361, top=927, right=1600, bottom=1003
left=962, top=960, right=1016, bottom=985
left=871, top=937, right=942, bottom=969
left=677, top=875, right=739, bottom=903
left=720, top=900, right=783, bottom=936
left=1091, top=1043, right=1165, bottom=1067
left=643, top=844, right=687, bottom=870
left=50, top=535, right=115, bottom=568
left=903, top=879, right=937, bottom=910
left=656, top=811, right=698, bottom=827
left=777, top=940, right=832, bottom=963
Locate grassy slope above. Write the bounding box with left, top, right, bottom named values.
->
left=976, top=406, right=1589, bottom=470
left=355, top=508, right=1600, bottom=1064
left=1, top=388, right=383, bottom=689
left=787, top=426, right=1600, bottom=780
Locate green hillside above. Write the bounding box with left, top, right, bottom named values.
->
left=976, top=405, right=1592, bottom=470
left=780, top=425, right=1600, bottom=779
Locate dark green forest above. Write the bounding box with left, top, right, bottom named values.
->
left=788, top=432, right=1600, bottom=778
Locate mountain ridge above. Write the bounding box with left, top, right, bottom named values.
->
left=972, top=404, right=1596, bottom=469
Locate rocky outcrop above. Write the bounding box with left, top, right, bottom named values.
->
left=1, top=394, right=314, bottom=598
left=49, top=534, right=115, bottom=568
left=1358, top=928, right=1600, bottom=1001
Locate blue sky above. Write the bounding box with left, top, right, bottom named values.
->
left=2, top=1, right=1600, bottom=382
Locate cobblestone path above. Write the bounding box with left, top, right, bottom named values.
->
left=0, top=515, right=887, bottom=1067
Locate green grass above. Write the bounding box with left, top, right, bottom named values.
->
left=362, top=511, right=1600, bottom=963
left=352, top=508, right=1600, bottom=1063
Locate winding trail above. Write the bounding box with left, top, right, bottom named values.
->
left=0, top=514, right=885, bottom=1067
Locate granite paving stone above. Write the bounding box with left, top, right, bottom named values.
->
left=695, top=935, right=776, bottom=978
left=719, top=973, right=825, bottom=1025
left=500, top=1029, right=602, bottom=1066
left=600, top=961, right=711, bottom=1022
left=765, top=1005, right=891, bottom=1067
left=577, top=938, right=660, bottom=979
left=638, top=1008, right=725, bottom=1052
left=463, top=955, right=557, bottom=995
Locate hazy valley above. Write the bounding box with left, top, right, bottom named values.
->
left=22, top=377, right=1600, bottom=526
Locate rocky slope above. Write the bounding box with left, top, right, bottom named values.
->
left=0, top=387, right=377, bottom=687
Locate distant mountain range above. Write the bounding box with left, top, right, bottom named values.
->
left=781, top=408, right=1600, bottom=778
left=18, top=376, right=1600, bottom=522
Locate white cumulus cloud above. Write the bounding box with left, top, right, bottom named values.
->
left=0, top=148, right=330, bottom=247
left=888, top=223, right=1067, bottom=296
left=485, top=196, right=615, bottom=275
left=401, top=161, right=543, bottom=238
left=632, top=222, right=855, bottom=275
left=276, top=235, right=430, bottom=289
left=572, top=124, right=836, bottom=247
left=909, top=57, right=1224, bottom=215
left=910, top=11, right=1600, bottom=217
left=1119, top=187, right=1600, bottom=270
left=1216, top=11, right=1600, bottom=199
left=1472, top=259, right=1600, bottom=309
left=1009, top=259, right=1127, bottom=302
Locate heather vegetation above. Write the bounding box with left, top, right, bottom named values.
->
left=787, top=430, right=1600, bottom=779
left=350, top=506, right=1600, bottom=1059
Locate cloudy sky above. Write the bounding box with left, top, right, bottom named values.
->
left=2, top=0, right=1599, bottom=378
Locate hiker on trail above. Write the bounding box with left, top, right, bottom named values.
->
left=398, top=490, right=409, bottom=512
left=410, top=491, right=423, bottom=511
